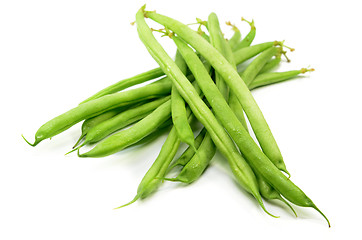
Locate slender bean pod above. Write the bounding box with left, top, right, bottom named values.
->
left=171, top=50, right=195, bottom=149
left=233, top=18, right=256, bottom=50
left=249, top=68, right=314, bottom=90
left=78, top=100, right=172, bottom=158
left=79, top=96, right=170, bottom=147
left=22, top=78, right=171, bottom=147
left=80, top=68, right=165, bottom=104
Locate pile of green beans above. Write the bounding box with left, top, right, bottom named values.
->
left=23, top=4, right=329, bottom=226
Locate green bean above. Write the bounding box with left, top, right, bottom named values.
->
left=78, top=96, right=170, bottom=147
left=80, top=67, right=165, bottom=104
left=169, top=34, right=328, bottom=225
left=136, top=7, right=274, bottom=216
left=116, top=110, right=193, bottom=209
left=249, top=68, right=314, bottom=90
left=22, top=78, right=171, bottom=147
left=73, top=107, right=125, bottom=148
left=222, top=22, right=249, bottom=131
left=147, top=11, right=285, bottom=183
left=233, top=41, right=278, bottom=65
left=241, top=47, right=280, bottom=86
left=259, top=56, right=282, bottom=74
left=226, top=21, right=241, bottom=50
left=233, top=18, right=256, bottom=50
left=171, top=50, right=195, bottom=149
left=168, top=128, right=206, bottom=170
left=78, top=100, right=172, bottom=158
left=165, top=132, right=215, bottom=184
left=208, top=13, right=229, bottom=100
left=256, top=173, right=297, bottom=217
left=238, top=46, right=290, bottom=174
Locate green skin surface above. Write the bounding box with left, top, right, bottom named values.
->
left=135, top=9, right=274, bottom=216
left=81, top=96, right=170, bottom=146
left=147, top=12, right=284, bottom=178
left=74, top=107, right=125, bottom=148
left=258, top=57, right=281, bottom=74
left=145, top=9, right=329, bottom=225
left=116, top=110, right=193, bottom=209
left=80, top=67, right=165, bottom=104
left=249, top=70, right=304, bottom=90
left=23, top=78, right=172, bottom=147
left=240, top=46, right=288, bottom=174
left=171, top=50, right=195, bottom=149
left=168, top=127, right=206, bottom=170
left=228, top=30, right=241, bottom=50
left=78, top=100, right=172, bottom=158
left=233, top=20, right=256, bottom=51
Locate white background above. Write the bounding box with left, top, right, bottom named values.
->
left=1, top=0, right=361, bottom=239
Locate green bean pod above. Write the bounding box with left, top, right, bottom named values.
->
left=241, top=47, right=280, bottom=86
left=136, top=7, right=273, bottom=216
left=116, top=110, right=193, bottom=209
left=208, top=13, right=229, bottom=100
left=79, top=96, right=170, bottom=146
left=249, top=68, right=314, bottom=90
left=168, top=128, right=206, bottom=170
left=171, top=51, right=195, bottom=149
left=80, top=67, right=165, bottom=104
left=22, top=78, right=172, bottom=147
left=233, top=41, right=278, bottom=65
left=166, top=132, right=215, bottom=184
left=259, top=56, right=282, bottom=74
left=73, top=107, right=125, bottom=148
left=233, top=18, right=256, bottom=50
left=78, top=100, right=172, bottom=158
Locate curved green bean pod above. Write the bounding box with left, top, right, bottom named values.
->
left=169, top=34, right=328, bottom=224
left=80, top=67, right=165, bottom=104
left=79, top=96, right=170, bottom=147
left=136, top=7, right=274, bottom=217
left=172, top=51, right=195, bottom=149
left=249, top=68, right=314, bottom=90
left=233, top=18, right=256, bottom=51
left=22, top=78, right=171, bottom=147
left=147, top=11, right=284, bottom=175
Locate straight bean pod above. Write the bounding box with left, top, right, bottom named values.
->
left=78, top=100, right=172, bottom=158
left=80, top=67, right=165, bottom=104
left=171, top=50, right=195, bottom=149
left=22, top=78, right=172, bottom=147
left=233, top=18, right=256, bottom=50
left=249, top=68, right=314, bottom=90
left=80, top=96, right=170, bottom=146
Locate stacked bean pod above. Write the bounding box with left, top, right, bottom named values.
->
left=23, top=5, right=329, bottom=226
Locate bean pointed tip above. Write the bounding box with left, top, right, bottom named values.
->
left=22, top=134, right=38, bottom=147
